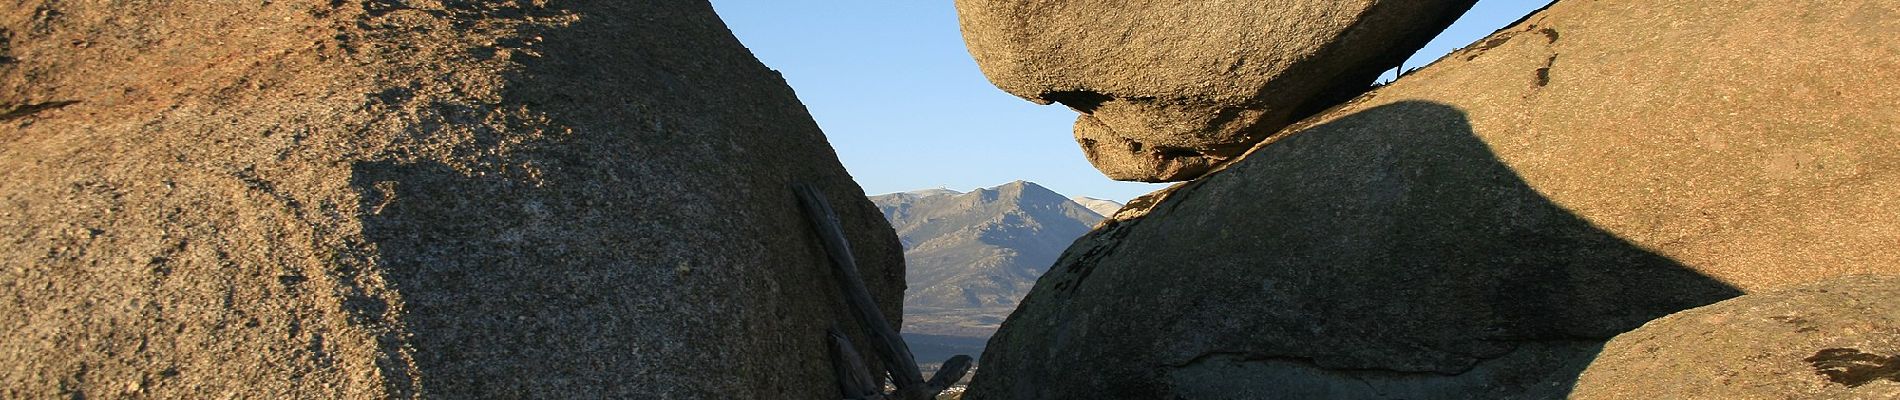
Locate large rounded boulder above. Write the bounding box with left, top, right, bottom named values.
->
left=1, top=1, right=901, bottom=398
left=956, top=0, right=1478, bottom=182
left=1573, top=275, right=1900, bottom=399
left=966, top=0, right=1900, bottom=398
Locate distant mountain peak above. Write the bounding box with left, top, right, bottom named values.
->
left=904, top=187, right=962, bottom=197
left=872, top=187, right=964, bottom=205
left=970, top=180, right=1073, bottom=208
left=867, top=181, right=1106, bottom=337
left=1069, top=196, right=1125, bottom=218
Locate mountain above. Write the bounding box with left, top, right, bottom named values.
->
left=878, top=188, right=965, bottom=206
left=869, top=181, right=1104, bottom=337
left=1069, top=196, right=1125, bottom=218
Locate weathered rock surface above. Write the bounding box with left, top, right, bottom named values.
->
left=1, top=1, right=901, bottom=398
left=1573, top=275, right=1900, bottom=400
left=966, top=1, right=1900, bottom=398
left=956, top=0, right=1477, bottom=182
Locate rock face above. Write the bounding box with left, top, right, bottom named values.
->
left=870, top=181, right=1102, bottom=338
left=1572, top=275, right=1900, bottom=399
left=955, top=0, right=1477, bottom=182
left=1, top=1, right=902, bottom=399
left=966, top=1, right=1900, bottom=399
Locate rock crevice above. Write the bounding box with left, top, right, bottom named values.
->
left=957, top=0, right=1480, bottom=182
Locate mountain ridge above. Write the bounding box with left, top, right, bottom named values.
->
left=1069, top=196, right=1125, bottom=218
left=870, top=181, right=1103, bottom=337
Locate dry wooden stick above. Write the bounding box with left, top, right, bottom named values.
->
left=795, top=184, right=924, bottom=393
left=828, top=327, right=885, bottom=400
left=926, top=355, right=973, bottom=394
left=796, top=184, right=970, bottom=400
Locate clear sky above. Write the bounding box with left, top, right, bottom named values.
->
left=709, top=1, right=1553, bottom=202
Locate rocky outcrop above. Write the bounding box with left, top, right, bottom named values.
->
left=956, top=0, right=1477, bottom=182
left=966, top=1, right=1900, bottom=398
left=1, top=1, right=901, bottom=398
left=1572, top=275, right=1900, bottom=399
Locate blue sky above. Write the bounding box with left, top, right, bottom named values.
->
left=709, top=1, right=1552, bottom=202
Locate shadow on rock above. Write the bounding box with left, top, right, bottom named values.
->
left=343, top=3, right=904, bottom=398
left=351, top=159, right=664, bottom=396
left=968, top=100, right=1744, bottom=400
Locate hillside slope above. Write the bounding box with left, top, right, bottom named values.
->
left=871, top=181, right=1101, bottom=336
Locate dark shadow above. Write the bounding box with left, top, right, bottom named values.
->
left=971, top=100, right=1743, bottom=399
left=345, top=2, right=905, bottom=398
left=350, top=160, right=630, bottom=398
